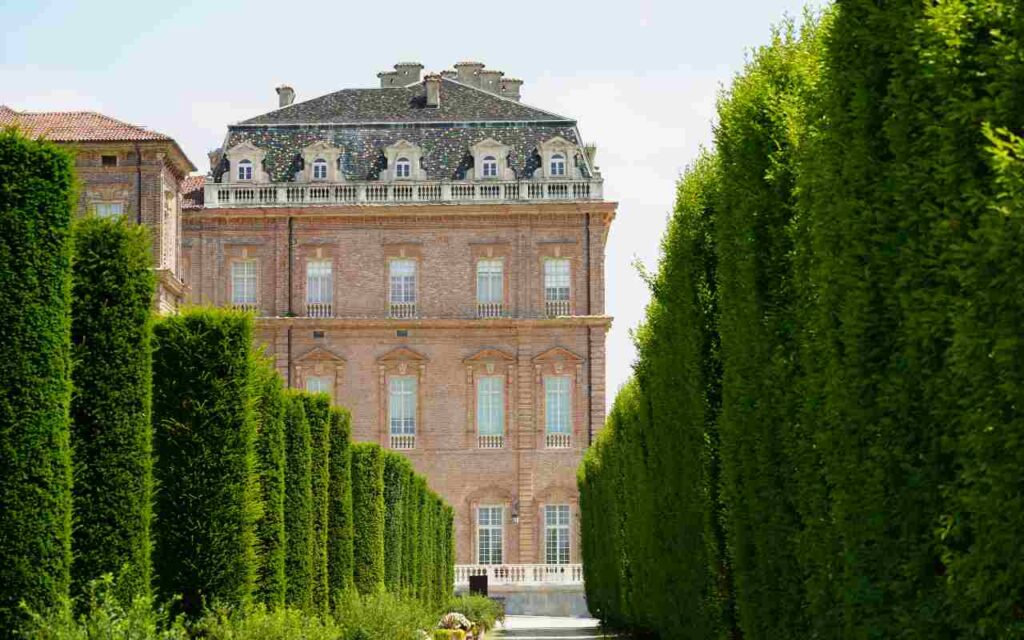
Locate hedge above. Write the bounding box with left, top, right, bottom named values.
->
left=152, top=310, right=259, bottom=616
left=327, top=406, right=354, bottom=604
left=301, top=393, right=332, bottom=613
left=351, top=443, right=385, bottom=595
left=69, top=216, right=155, bottom=603
left=383, top=451, right=412, bottom=593
left=283, top=391, right=314, bottom=610
left=254, top=362, right=287, bottom=608
left=0, top=129, right=75, bottom=638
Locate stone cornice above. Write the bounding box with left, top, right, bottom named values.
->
left=184, top=200, right=618, bottom=220
left=254, top=316, right=612, bottom=330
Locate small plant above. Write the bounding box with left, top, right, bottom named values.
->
left=443, top=595, right=504, bottom=632
left=333, top=589, right=434, bottom=640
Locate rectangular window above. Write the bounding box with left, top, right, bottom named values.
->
left=306, top=260, right=333, bottom=304
left=92, top=202, right=124, bottom=218
left=305, top=376, right=331, bottom=396
left=101, top=155, right=118, bottom=167
left=231, top=259, right=257, bottom=306
left=544, top=259, right=570, bottom=301
left=477, top=505, right=504, bottom=565
left=476, top=260, right=503, bottom=304
left=545, top=376, right=571, bottom=434
left=389, top=259, right=416, bottom=304
left=477, top=376, right=504, bottom=437
left=388, top=376, right=416, bottom=436
left=544, top=505, right=571, bottom=565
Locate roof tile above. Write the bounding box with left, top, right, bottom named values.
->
left=0, top=106, right=172, bottom=142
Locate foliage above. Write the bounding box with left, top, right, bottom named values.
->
left=254, top=362, right=287, bottom=608
left=327, top=406, right=355, bottom=605
left=350, top=443, right=385, bottom=595
left=383, top=451, right=412, bottom=593
left=0, top=129, right=75, bottom=639
left=69, top=216, right=155, bottom=603
left=302, top=393, right=333, bottom=614
left=333, top=590, right=434, bottom=640
left=151, top=310, right=259, bottom=616
left=283, top=391, right=314, bottom=610
left=443, top=595, right=505, bottom=632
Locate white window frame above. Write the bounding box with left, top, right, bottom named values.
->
left=476, top=376, right=504, bottom=437
left=544, top=504, right=571, bottom=565
left=231, top=259, right=258, bottom=306
left=237, top=159, right=253, bottom=181
left=477, top=505, right=504, bottom=565
left=389, top=259, right=416, bottom=304
left=544, top=259, right=571, bottom=302
left=476, top=260, right=503, bottom=304
left=550, top=153, right=566, bottom=177
left=91, top=202, right=124, bottom=218
left=388, top=376, right=417, bottom=437
left=306, top=259, right=333, bottom=305
left=312, top=158, right=328, bottom=180
left=544, top=376, right=571, bottom=435
left=305, top=375, right=331, bottom=396
left=482, top=155, right=498, bottom=178
left=395, top=157, right=411, bottom=179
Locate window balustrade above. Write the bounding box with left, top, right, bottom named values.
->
left=478, top=434, right=504, bottom=449
left=545, top=432, right=572, bottom=449
left=390, top=434, right=416, bottom=450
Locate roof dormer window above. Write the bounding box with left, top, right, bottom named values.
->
left=482, top=156, right=498, bottom=178
left=312, top=159, right=328, bottom=180
left=238, top=160, right=253, bottom=181
left=395, top=157, right=411, bottom=179
left=550, top=154, right=566, bottom=177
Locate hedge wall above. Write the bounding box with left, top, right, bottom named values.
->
left=69, top=216, right=155, bottom=603
left=0, top=130, right=75, bottom=638
left=283, top=391, right=313, bottom=610
left=152, top=310, right=258, bottom=616
left=301, top=393, right=332, bottom=613
left=580, top=3, right=1024, bottom=638
left=254, top=362, right=287, bottom=608
left=383, top=451, right=412, bottom=592
left=327, top=406, right=354, bottom=604
left=351, top=442, right=385, bottom=595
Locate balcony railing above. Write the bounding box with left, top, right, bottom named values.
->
left=455, top=564, right=583, bottom=587
left=546, top=432, right=572, bottom=449
left=390, top=434, right=416, bottom=450
left=204, top=178, right=603, bottom=208
left=478, top=434, right=504, bottom=449
left=545, top=299, right=571, bottom=317
left=232, top=303, right=259, bottom=313
left=389, top=302, right=417, bottom=319
left=306, top=302, right=332, bottom=318
left=476, top=302, right=504, bottom=319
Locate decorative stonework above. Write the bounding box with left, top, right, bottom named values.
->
left=376, top=347, right=428, bottom=446
left=382, top=140, right=425, bottom=181
left=225, top=141, right=267, bottom=183
left=294, top=346, right=347, bottom=400
left=301, top=141, right=344, bottom=183
left=470, top=138, right=514, bottom=180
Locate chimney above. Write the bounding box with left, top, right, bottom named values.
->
left=478, top=69, right=504, bottom=93
left=394, top=62, right=424, bottom=85
left=378, top=71, right=400, bottom=88
left=499, top=78, right=523, bottom=102
left=424, top=74, right=442, bottom=108
left=453, top=61, right=485, bottom=87
left=276, top=85, right=295, bottom=108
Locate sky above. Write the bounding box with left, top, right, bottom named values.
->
left=1, top=0, right=822, bottom=408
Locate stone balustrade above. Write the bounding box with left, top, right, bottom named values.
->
left=455, top=564, right=584, bottom=586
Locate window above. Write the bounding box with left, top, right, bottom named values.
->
left=395, top=157, right=411, bottom=179
left=306, top=376, right=331, bottom=396
left=545, top=376, right=571, bottom=435
left=231, top=259, right=257, bottom=306
left=389, top=376, right=416, bottom=443
left=476, top=260, right=503, bottom=304
left=544, top=259, right=570, bottom=302
left=101, top=155, right=117, bottom=167
left=544, top=505, right=571, bottom=565
left=312, top=158, right=328, bottom=180
left=477, top=376, right=504, bottom=437
left=477, top=506, right=504, bottom=565
left=389, top=259, right=416, bottom=304
left=306, top=260, right=333, bottom=308
left=550, top=153, right=566, bottom=177
left=92, top=202, right=123, bottom=218
left=482, top=155, right=497, bottom=178
left=237, top=159, right=253, bottom=181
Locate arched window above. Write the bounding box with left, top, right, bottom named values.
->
left=482, top=155, right=498, bottom=178
left=237, top=159, right=253, bottom=181
left=312, top=158, right=328, bottom=180
left=395, top=157, right=411, bottom=179
left=550, top=153, right=566, bottom=177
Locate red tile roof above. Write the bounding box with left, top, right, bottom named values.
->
left=0, top=105, right=172, bottom=142
left=180, top=175, right=205, bottom=209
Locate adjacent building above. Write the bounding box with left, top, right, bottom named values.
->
left=184, top=62, right=615, bottom=583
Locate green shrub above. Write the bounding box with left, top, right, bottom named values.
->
left=301, top=393, right=332, bottom=613
left=254, top=363, right=287, bottom=608
left=0, top=129, right=76, bottom=638
left=69, top=216, right=155, bottom=603
left=151, top=310, right=259, bottom=616
left=432, top=630, right=465, bottom=640
left=444, top=595, right=504, bottom=632
left=327, top=406, right=354, bottom=604
left=283, top=391, right=313, bottom=610
left=351, top=443, right=385, bottom=595
left=194, top=603, right=342, bottom=640
left=333, top=590, right=433, bottom=640
left=383, top=451, right=412, bottom=592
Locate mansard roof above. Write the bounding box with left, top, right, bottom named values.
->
left=238, top=78, right=572, bottom=126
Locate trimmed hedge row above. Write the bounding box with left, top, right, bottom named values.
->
left=351, top=443, right=385, bottom=595
left=254, top=362, right=287, bottom=608
left=283, top=390, right=314, bottom=610
left=327, top=406, right=354, bottom=604
left=70, top=217, right=156, bottom=603
left=302, top=393, right=332, bottom=614
left=581, top=4, right=1024, bottom=638
left=0, top=129, right=75, bottom=639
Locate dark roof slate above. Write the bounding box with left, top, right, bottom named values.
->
left=238, top=78, right=572, bottom=125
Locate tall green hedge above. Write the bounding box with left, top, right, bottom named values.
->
left=283, top=391, right=313, bottom=610
left=0, top=130, right=75, bottom=638
left=383, top=451, right=411, bottom=593
left=301, top=393, right=332, bottom=613
left=152, top=310, right=258, bottom=616
left=327, top=406, right=354, bottom=604
left=254, top=362, right=287, bottom=608
left=351, top=443, right=385, bottom=595
left=69, top=216, right=155, bottom=603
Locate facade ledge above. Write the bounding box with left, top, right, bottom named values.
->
left=252, top=315, right=612, bottom=330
